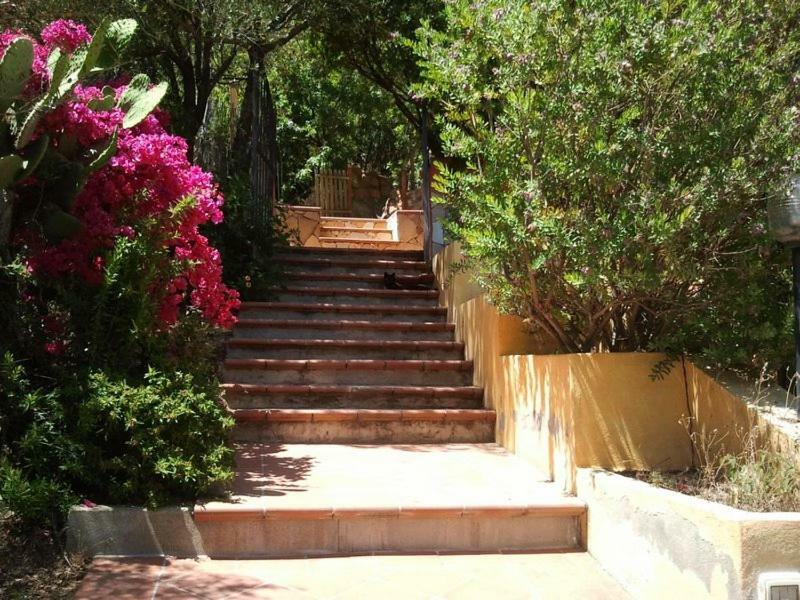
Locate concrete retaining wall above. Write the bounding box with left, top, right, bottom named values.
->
left=577, top=469, right=800, bottom=599
left=67, top=506, right=204, bottom=557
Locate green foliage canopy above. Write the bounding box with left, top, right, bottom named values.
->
left=415, top=0, right=800, bottom=370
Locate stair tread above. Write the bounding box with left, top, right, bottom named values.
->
left=284, top=271, right=434, bottom=282
left=236, top=318, right=452, bottom=330
left=274, top=257, right=427, bottom=270
left=320, top=237, right=404, bottom=245
left=239, top=302, right=444, bottom=314
left=320, top=216, right=389, bottom=224
left=228, top=338, right=462, bottom=349
left=221, top=383, right=482, bottom=396
left=232, top=408, right=495, bottom=423
left=225, top=358, right=471, bottom=369
left=195, top=443, right=582, bottom=519
left=269, top=286, right=438, bottom=298
left=320, top=225, right=392, bottom=233
left=279, top=246, right=423, bottom=257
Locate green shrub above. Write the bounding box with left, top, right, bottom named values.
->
left=415, top=0, right=800, bottom=371
left=0, top=353, right=80, bottom=524
left=207, top=174, right=288, bottom=301
left=0, top=352, right=234, bottom=521
left=78, top=369, right=234, bottom=505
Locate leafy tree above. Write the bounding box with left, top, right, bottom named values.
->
left=313, top=0, right=444, bottom=137
left=269, top=36, right=418, bottom=200
left=11, top=0, right=316, bottom=147
left=415, top=0, right=800, bottom=371
left=119, top=0, right=317, bottom=147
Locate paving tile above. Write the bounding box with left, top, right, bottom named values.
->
left=79, top=553, right=629, bottom=599
left=74, top=557, right=165, bottom=600
left=215, top=443, right=564, bottom=515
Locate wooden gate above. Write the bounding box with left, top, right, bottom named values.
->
left=310, top=169, right=352, bottom=216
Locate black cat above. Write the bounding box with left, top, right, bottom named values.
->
left=384, top=272, right=431, bottom=290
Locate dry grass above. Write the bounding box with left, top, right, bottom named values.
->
left=0, top=514, right=88, bottom=600
left=635, top=418, right=800, bottom=513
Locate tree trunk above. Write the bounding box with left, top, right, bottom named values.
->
left=261, top=74, right=279, bottom=206
left=0, top=190, right=14, bottom=252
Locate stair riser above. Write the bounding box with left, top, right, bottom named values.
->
left=226, top=345, right=463, bottom=361
left=277, top=263, right=428, bottom=276
left=232, top=419, right=493, bottom=444
left=274, top=292, right=438, bottom=307
left=223, top=368, right=473, bottom=387
left=275, top=249, right=423, bottom=261
left=320, top=240, right=414, bottom=251
left=321, top=229, right=394, bottom=241
left=319, top=219, right=390, bottom=231
left=194, top=514, right=581, bottom=558
left=232, top=326, right=453, bottom=342
left=223, top=392, right=482, bottom=410
left=283, top=277, right=433, bottom=291
left=238, top=309, right=445, bottom=323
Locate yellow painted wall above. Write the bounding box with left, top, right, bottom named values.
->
left=433, top=245, right=796, bottom=492
left=568, top=353, right=693, bottom=473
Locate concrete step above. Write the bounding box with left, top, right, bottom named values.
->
left=275, top=255, right=428, bottom=276
left=193, top=443, right=585, bottom=558
left=223, top=358, right=474, bottom=386
left=231, top=409, right=495, bottom=444
left=232, top=319, right=454, bottom=341
left=238, top=302, right=446, bottom=324
left=276, top=247, right=424, bottom=261
left=319, top=226, right=394, bottom=241
left=283, top=271, right=435, bottom=290
left=226, top=339, right=465, bottom=360
left=268, top=286, right=440, bottom=307
left=221, top=383, right=483, bottom=409
left=319, top=216, right=390, bottom=230
left=319, top=237, right=411, bottom=250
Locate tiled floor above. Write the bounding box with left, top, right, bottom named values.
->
left=75, top=552, right=630, bottom=599
left=198, top=443, right=571, bottom=514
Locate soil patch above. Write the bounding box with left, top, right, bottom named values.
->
left=0, top=515, right=88, bottom=599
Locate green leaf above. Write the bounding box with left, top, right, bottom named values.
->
left=42, top=205, right=83, bottom=241
left=87, top=86, right=117, bottom=111
left=16, top=134, right=49, bottom=183
left=0, top=154, right=23, bottom=188
left=120, top=80, right=168, bottom=129
left=79, top=20, right=109, bottom=77
left=15, top=98, right=48, bottom=149
left=0, top=38, right=34, bottom=113
left=95, top=19, right=138, bottom=71
left=46, top=49, right=71, bottom=96
left=118, top=73, right=149, bottom=108
left=86, top=130, right=118, bottom=172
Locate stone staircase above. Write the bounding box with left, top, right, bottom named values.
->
left=316, top=215, right=415, bottom=250
left=195, top=245, right=586, bottom=558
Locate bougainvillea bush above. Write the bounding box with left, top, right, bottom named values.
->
left=0, top=20, right=238, bottom=523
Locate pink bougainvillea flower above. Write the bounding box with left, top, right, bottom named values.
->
left=4, top=21, right=240, bottom=330
left=40, top=19, right=91, bottom=53
left=44, top=340, right=67, bottom=356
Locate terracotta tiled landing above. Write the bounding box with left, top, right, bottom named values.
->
left=76, top=552, right=630, bottom=599
left=196, top=443, right=575, bottom=515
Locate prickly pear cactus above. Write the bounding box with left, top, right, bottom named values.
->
left=0, top=18, right=168, bottom=247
